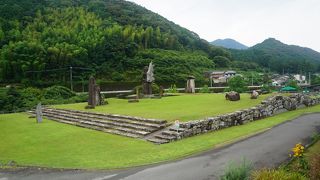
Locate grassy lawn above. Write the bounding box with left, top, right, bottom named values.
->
left=54, top=93, right=269, bottom=122
left=1, top=104, right=320, bottom=169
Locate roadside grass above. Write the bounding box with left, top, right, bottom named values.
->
left=1, top=104, right=320, bottom=169
left=53, top=93, right=269, bottom=122
left=306, top=139, right=320, bottom=157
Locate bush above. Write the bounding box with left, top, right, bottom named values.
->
left=167, top=84, right=178, bottom=93
left=220, top=160, right=252, bottom=180
left=134, top=83, right=160, bottom=95
left=20, top=87, right=42, bottom=108
left=261, top=84, right=271, bottom=94
left=199, top=85, right=210, bottom=93
left=251, top=169, right=306, bottom=180
left=0, top=87, right=25, bottom=113
left=43, top=86, right=76, bottom=99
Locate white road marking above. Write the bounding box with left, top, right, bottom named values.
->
left=92, top=174, right=117, bottom=180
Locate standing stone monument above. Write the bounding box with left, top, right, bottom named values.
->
left=159, top=86, right=164, bottom=97
left=185, top=76, right=195, bottom=93
left=142, top=62, right=155, bottom=96
left=87, top=76, right=105, bottom=109
left=35, top=103, right=42, bottom=123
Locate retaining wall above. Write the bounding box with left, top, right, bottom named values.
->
left=172, top=93, right=320, bottom=141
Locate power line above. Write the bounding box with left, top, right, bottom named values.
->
left=25, top=67, right=68, bottom=73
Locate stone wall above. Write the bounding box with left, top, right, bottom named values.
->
left=172, top=93, right=320, bottom=141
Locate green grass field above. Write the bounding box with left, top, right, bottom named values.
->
left=1, top=104, right=320, bottom=169
left=54, top=93, right=269, bottom=122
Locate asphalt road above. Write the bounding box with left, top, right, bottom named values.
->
left=1, top=113, right=320, bottom=180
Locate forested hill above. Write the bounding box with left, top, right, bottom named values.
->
left=0, top=0, right=230, bottom=85
left=210, top=38, right=248, bottom=50
left=230, top=38, right=320, bottom=73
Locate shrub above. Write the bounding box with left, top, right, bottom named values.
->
left=167, top=84, right=178, bottom=93
left=199, top=85, right=210, bottom=93
left=0, top=87, right=25, bottom=113
left=220, top=160, right=252, bottom=180
left=43, top=85, right=76, bottom=99
left=261, top=84, right=271, bottom=94
left=20, top=87, right=42, bottom=108
left=251, top=169, right=306, bottom=180
left=134, top=83, right=160, bottom=95
left=309, top=153, right=320, bottom=180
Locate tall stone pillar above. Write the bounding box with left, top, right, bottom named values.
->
left=87, top=76, right=105, bottom=108
left=142, top=62, right=155, bottom=97
left=88, top=76, right=96, bottom=108
left=186, top=76, right=196, bottom=93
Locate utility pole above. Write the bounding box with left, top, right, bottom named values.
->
left=70, top=66, right=73, bottom=91
left=251, top=73, right=254, bottom=86
left=309, top=72, right=311, bottom=85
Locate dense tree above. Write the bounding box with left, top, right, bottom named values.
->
left=227, top=76, right=248, bottom=93
left=213, top=56, right=231, bottom=68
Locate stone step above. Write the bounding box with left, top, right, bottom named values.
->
left=162, top=130, right=179, bottom=137
left=154, top=134, right=176, bottom=141
left=44, top=108, right=167, bottom=128
left=45, top=115, right=142, bottom=138
left=43, top=113, right=149, bottom=136
left=44, top=109, right=165, bottom=129
left=48, top=118, right=141, bottom=138
left=42, top=110, right=157, bottom=133
left=169, top=127, right=186, bottom=132
left=45, top=108, right=167, bottom=124
left=146, top=138, right=169, bottom=144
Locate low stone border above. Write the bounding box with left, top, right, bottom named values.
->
left=171, top=93, right=320, bottom=141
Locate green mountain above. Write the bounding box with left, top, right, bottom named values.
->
left=231, top=38, right=320, bottom=73
left=211, top=38, right=248, bottom=50
left=0, top=0, right=230, bottom=85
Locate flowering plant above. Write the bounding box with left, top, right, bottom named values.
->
left=289, top=143, right=309, bottom=176
left=291, top=143, right=304, bottom=157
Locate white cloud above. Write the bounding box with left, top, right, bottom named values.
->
left=127, top=0, right=320, bottom=51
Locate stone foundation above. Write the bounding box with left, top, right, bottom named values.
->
left=169, top=93, right=320, bottom=141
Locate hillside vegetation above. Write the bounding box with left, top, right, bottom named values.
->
left=0, top=0, right=230, bottom=85
left=231, top=38, right=320, bottom=73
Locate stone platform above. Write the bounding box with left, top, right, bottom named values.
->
left=31, top=108, right=168, bottom=139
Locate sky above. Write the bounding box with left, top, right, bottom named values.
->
left=127, top=0, right=320, bottom=52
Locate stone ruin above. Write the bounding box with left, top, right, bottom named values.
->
left=158, top=93, right=320, bottom=142
left=225, top=91, right=240, bottom=101
left=185, top=76, right=195, bottom=93
left=86, top=76, right=105, bottom=109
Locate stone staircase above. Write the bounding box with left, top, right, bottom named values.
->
left=35, top=108, right=168, bottom=139
left=145, top=126, right=185, bottom=144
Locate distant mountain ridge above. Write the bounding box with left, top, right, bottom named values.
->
left=230, top=38, right=320, bottom=73
left=210, top=38, right=248, bottom=50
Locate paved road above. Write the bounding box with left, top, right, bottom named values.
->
left=1, top=113, right=320, bottom=180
